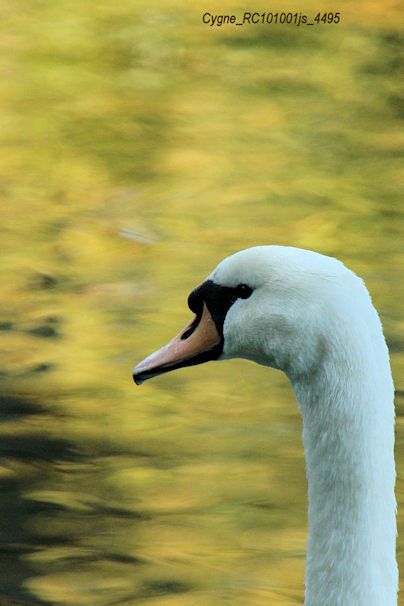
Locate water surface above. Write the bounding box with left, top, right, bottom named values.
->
left=0, top=1, right=403, bottom=604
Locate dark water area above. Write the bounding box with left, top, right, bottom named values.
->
left=0, top=1, right=403, bottom=604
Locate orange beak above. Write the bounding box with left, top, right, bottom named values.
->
left=133, top=303, right=222, bottom=385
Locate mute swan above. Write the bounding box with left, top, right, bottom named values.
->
left=133, top=246, right=398, bottom=606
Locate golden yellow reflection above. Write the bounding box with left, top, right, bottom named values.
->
left=0, top=0, right=402, bottom=604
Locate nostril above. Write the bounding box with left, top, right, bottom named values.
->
left=181, top=316, right=199, bottom=340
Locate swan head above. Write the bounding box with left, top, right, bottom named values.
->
left=133, top=246, right=365, bottom=384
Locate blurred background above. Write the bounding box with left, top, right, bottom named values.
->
left=0, top=0, right=403, bottom=604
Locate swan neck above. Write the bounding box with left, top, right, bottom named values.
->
left=293, top=344, right=397, bottom=606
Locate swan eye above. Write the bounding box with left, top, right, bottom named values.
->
left=235, top=284, right=253, bottom=299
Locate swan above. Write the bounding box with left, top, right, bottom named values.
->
left=133, top=245, right=398, bottom=606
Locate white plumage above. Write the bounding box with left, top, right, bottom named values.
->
left=211, top=246, right=398, bottom=605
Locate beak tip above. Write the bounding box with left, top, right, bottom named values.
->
left=133, top=374, right=143, bottom=385
left=133, top=364, right=145, bottom=385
